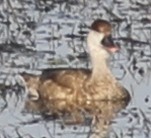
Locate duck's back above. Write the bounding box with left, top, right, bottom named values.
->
left=40, top=68, right=91, bottom=88
left=37, top=68, right=92, bottom=113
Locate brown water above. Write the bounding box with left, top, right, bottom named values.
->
left=0, top=0, right=151, bottom=137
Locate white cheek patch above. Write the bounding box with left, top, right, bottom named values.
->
left=87, top=30, right=105, bottom=47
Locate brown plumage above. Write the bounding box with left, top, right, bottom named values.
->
left=20, top=19, right=130, bottom=115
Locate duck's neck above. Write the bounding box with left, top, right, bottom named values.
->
left=87, top=31, right=114, bottom=81
left=90, top=47, right=112, bottom=80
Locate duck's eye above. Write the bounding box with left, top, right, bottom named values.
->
left=105, top=31, right=111, bottom=37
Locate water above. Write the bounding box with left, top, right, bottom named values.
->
left=0, top=0, right=151, bottom=137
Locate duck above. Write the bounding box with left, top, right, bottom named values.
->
left=20, top=19, right=130, bottom=114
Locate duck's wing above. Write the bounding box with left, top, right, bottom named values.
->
left=39, top=68, right=91, bottom=88
left=36, top=68, right=91, bottom=112
left=41, top=68, right=91, bottom=79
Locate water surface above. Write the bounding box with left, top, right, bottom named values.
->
left=0, top=0, right=151, bottom=137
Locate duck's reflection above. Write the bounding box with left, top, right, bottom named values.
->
left=89, top=101, right=129, bottom=138
left=21, top=19, right=131, bottom=137
left=25, top=98, right=129, bottom=138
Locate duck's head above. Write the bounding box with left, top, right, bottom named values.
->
left=87, top=19, right=119, bottom=54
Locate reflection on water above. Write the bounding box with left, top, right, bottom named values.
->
left=25, top=100, right=129, bottom=138
left=0, top=0, right=151, bottom=137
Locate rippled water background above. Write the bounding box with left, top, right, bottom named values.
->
left=0, top=0, right=151, bottom=137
